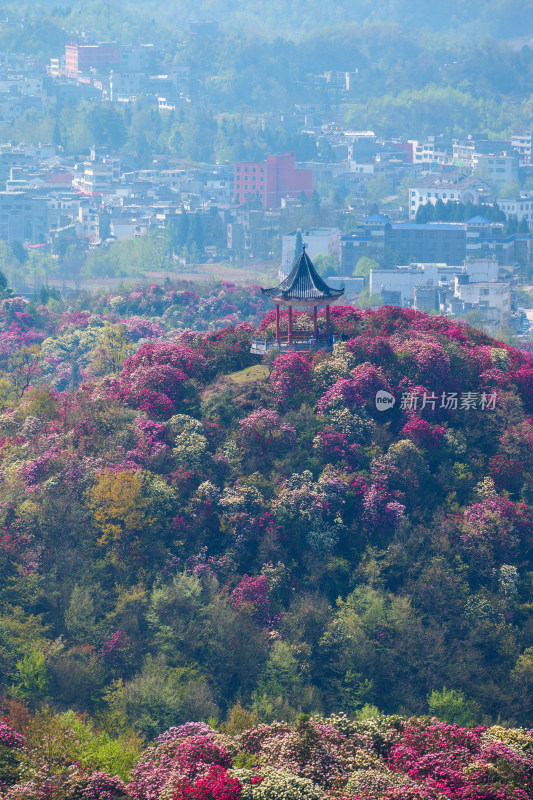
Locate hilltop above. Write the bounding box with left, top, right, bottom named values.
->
left=0, top=283, right=533, bottom=738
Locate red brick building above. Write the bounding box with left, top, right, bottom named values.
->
left=234, top=152, right=312, bottom=209
left=65, top=42, right=120, bottom=78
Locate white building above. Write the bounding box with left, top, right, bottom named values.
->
left=408, top=137, right=453, bottom=165
left=473, top=154, right=519, bottom=189
left=281, top=227, right=341, bottom=276
left=370, top=263, right=463, bottom=306
left=511, top=132, right=532, bottom=164
left=451, top=275, right=511, bottom=332
left=409, top=177, right=493, bottom=220
left=454, top=276, right=510, bottom=313
left=370, top=258, right=501, bottom=307
left=498, top=194, right=533, bottom=222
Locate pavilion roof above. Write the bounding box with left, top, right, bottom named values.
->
left=262, top=247, right=344, bottom=302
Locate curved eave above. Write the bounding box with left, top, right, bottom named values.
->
left=261, top=288, right=344, bottom=306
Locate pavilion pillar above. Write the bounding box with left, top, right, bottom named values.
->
left=288, top=306, right=293, bottom=344
left=313, top=306, right=318, bottom=336
left=326, top=304, right=330, bottom=335
left=275, top=304, right=280, bottom=342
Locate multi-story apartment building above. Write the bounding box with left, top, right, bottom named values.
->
left=234, top=152, right=312, bottom=209
left=473, top=154, right=519, bottom=189
left=341, top=215, right=530, bottom=271
left=0, top=192, right=48, bottom=243
left=65, top=42, right=120, bottom=79
left=511, top=132, right=532, bottom=164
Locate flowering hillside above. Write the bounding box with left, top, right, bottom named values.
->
left=1, top=282, right=533, bottom=795
left=0, top=712, right=532, bottom=799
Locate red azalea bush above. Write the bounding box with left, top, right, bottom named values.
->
left=511, top=363, right=533, bottom=411
left=173, top=766, right=242, bottom=800
left=400, top=417, right=446, bottom=450
left=313, top=427, right=360, bottom=465
left=128, top=725, right=221, bottom=800
left=345, top=335, right=395, bottom=368
left=122, top=342, right=206, bottom=381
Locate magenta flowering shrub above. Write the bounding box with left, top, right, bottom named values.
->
left=0, top=721, right=24, bottom=750
left=122, top=343, right=206, bottom=382
left=345, top=335, right=394, bottom=368
left=57, top=769, right=129, bottom=799
left=173, top=765, right=242, bottom=800
left=95, top=631, right=134, bottom=679
left=313, top=427, right=360, bottom=466
left=129, top=732, right=231, bottom=800
left=171, top=736, right=232, bottom=779
left=253, top=719, right=360, bottom=789
left=512, top=363, right=533, bottom=410
left=387, top=719, right=533, bottom=800
left=361, top=484, right=405, bottom=532
left=196, top=323, right=255, bottom=379
left=18, top=446, right=65, bottom=486
left=129, top=416, right=170, bottom=468
left=489, top=421, right=533, bottom=494
left=0, top=720, right=24, bottom=792
left=231, top=575, right=271, bottom=626
left=400, top=418, right=446, bottom=450
left=237, top=409, right=296, bottom=456
left=460, top=496, right=531, bottom=574
left=317, top=363, right=390, bottom=413
left=394, top=337, right=452, bottom=387
left=120, top=354, right=190, bottom=418
left=125, top=363, right=189, bottom=403
left=270, top=352, right=312, bottom=404
left=123, top=317, right=166, bottom=342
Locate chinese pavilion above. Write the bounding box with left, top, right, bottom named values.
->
left=251, top=246, right=344, bottom=353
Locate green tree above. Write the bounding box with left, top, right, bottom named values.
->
left=85, top=106, right=127, bottom=150
left=427, top=686, right=477, bottom=726
left=353, top=256, right=378, bottom=278
left=313, top=252, right=340, bottom=276
left=11, top=648, right=50, bottom=704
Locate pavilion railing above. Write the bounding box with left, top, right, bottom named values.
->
left=250, top=332, right=338, bottom=353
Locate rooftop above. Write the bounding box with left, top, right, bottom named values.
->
left=262, top=246, right=344, bottom=304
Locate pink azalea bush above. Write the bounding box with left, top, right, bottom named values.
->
left=270, top=352, right=313, bottom=404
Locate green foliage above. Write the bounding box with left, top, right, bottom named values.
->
left=102, top=655, right=218, bottom=739
left=353, top=257, right=378, bottom=279
left=11, top=648, right=50, bottom=704
left=427, top=687, right=478, bottom=726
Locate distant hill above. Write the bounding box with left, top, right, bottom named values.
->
left=11, top=0, right=533, bottom=41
